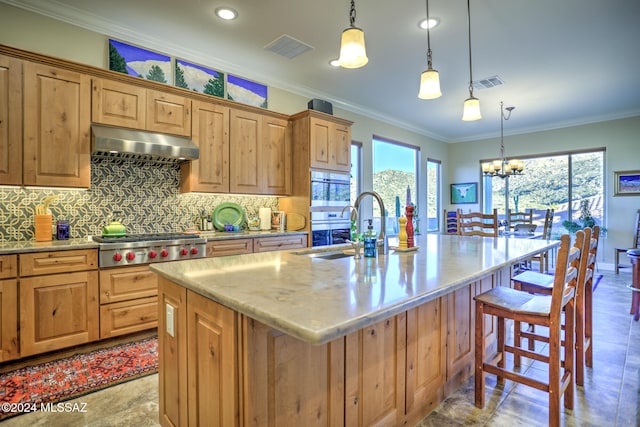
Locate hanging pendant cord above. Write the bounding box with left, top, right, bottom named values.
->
left=467, top=0, right=474, bottom=95
left=426, top=0, right=433, bottom=68
left=349, top=0, right=356, bottom=27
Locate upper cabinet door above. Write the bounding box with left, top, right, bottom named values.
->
left=0, top=55, right=22, bottom=186
left=23, top=62, right=91, bottom=188
left=333, top=123, right=351, bottom=172
left=92, top=78, right=146, bottom=128
left=230, top=109, right=262, bottom=194
left=180, top=100, right=230, bottom=193
left=309, top=116, right=351, bottom=173
left=309, top=117, right=331, bottom=170
left=262, top=116, right=291, bottom=195
left=146, top=90, right=191, bottom=137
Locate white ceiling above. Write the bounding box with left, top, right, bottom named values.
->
left=6, top=0, right=640, bottom=142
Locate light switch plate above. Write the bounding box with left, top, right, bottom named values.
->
left=166, top=304, right=175, bottom=337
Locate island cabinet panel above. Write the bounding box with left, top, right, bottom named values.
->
left=91, top=78, right=146, bottom=128
left=23, top=61, right=91, bottom=188
left=19, top=270, right=99, bottom=357
left=243, top=318, right=345, bottom=427
left=158, top=278, right=188, bottom=427
left=405, top=297, right=446, bottom=420
left=445, top=275, right=498, bottom=395
left=230, top=109, right=262, bottom=194
left=345, top=314, right=406, bottom=427
left=0, top=55, right=22, bottom=186
left=146, top=90, right=191, bottom=137
left=187, top=291, right=239, bottom=427
left=180, top=101, right=230, bottom=193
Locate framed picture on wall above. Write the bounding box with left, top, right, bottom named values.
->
left=614, top=170, right=640, bottom=196
left=227, top=74, right=268, bottom=108
left=108, top=39, right=172, bottom=84
left=450, top=182, right=478, bottom=204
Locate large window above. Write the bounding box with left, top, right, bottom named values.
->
left=372, top=136, right=418, bottom=220
left=426, top=158, right=441, bottom=232
left=483, top=149, right=605, bottom=234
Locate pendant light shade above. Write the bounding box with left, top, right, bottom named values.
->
left=418, top=67, right=442, bottom=99
left=417, top=0, right=441, bottom=99
left=462, top=0, right=481, bottom=121
left=462, top=96, right=482, bottom=121
left=338, top=0, right=368, bottom=69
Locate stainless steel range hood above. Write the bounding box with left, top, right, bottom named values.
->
left=91, top=124, right=199, bottom=163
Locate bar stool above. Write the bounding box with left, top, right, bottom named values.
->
left=628, top=248, right=640, bottom=321
left=511, top=226, right=598, bottom=386
left=475, top=232, right=584, bottom=427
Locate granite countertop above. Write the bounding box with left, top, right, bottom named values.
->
left=150, top=233, right=559, bottom=345
left=0, top=230, right=308, bottom=255
left=0, top=238, right=99, bottom=254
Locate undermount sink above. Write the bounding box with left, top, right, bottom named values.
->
left=309, top=252, right=354, bottom=260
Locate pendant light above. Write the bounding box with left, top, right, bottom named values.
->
left=338, top=0, right=368, bottom=69
left=462, top=0, right=481, bottom=121
left=418, top=0, right=441, bottom=99
left=482, top=102, right=524, bottom=178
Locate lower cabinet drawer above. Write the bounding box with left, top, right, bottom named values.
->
left=100, top=296, right=158, bottom=339
left=206, top=238, right=253, bottom=257
left=253, top=235, right=306, bottom=252
left=99, top=265, right=158, bottom=304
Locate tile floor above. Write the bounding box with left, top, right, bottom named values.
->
left=3, top=271, right=638, bottom=426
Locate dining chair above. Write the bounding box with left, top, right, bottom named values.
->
left=512, top=227, right=598, bottom=386
left=457, top=209, right=498, bottom=237
left=475, top=232, right=583, bottom=427
left=614, top=209, right=640, bottom=274
left=528, top=208, right=555, bottom=272
left=508, top=208, right=533, bottom=229
left=443, top=209, right=458, bottom=234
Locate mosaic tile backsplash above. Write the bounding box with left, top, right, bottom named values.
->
left=0, top=158, right=279, bottom=241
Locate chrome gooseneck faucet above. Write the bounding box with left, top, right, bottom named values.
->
left=341, top=205, right=361, bottom=258
left=353, top=191, right=389, bottom=255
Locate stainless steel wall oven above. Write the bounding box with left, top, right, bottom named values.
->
left=310, top=171, right=351, bottom=247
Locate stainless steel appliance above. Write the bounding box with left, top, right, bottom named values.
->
left=92, top=233, right=206, bottom=267
left=310, top=171, right=352, bottom=247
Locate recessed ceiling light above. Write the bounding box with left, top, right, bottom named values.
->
left=329, top=59, right=340, bottom=67
left=215, top=7, right=238, bottom=20
left=418, top=17, right=440, bottom=30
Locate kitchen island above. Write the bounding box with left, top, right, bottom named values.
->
left=151, top=233, right=558, bottom=427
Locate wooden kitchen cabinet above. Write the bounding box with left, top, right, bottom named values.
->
left=290, top=110, right=352, bottom=174
left=19, top=249, right=99, bottom=357
left=405, top=297, right=446, bottom=420
left=23, top=61, right=91, bottom=188
left=261, top=116, right=291, bottom=195
left=146, top=89, right=192, bottom=137
left=91, top=78, right=146, bottom=128
left=92, top=78, right=191, bottom=137
left=180, top=100, right=230, bottom=193
left=253, top=234, right=306, bottom=252
left=206, top=238, right=253, bottom=257
left=229, top=108, right=291, bottom=195
left=230, top=109, right=261, bottom=194
left=20, top=270, right=99, bottom=357
left=0, top=55, right=22, bottom=186
left=99, top=265, right=159, bottom=338
left=0, top=255, right=18, bottom=362
left=309, top=115, right=351, bottom=172
left=345, top=314, right=406, bottom=427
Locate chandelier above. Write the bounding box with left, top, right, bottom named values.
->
left=482, top=101, right=524, bottom=178
left=337, top=0, right=368, bottom=69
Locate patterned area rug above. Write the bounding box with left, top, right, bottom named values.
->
left=0, top=336, right=157, bottom=420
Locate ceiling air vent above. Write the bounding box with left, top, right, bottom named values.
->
left=473, top=75, right=504, bottom=90
left=264, top=34, right=314, bottom=59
